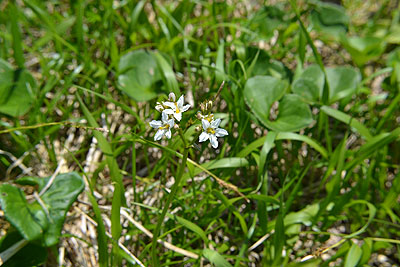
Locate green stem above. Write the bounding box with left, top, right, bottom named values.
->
left=151, top=138, right=189, bottom=266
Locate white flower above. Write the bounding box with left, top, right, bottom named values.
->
left=163, top=93, right=190, bottom=121
left=149, top=112, right=175, bottom=141
left=199, top=118, right=228, bottom=149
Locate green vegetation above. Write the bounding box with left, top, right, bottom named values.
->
left=0, top=0, right=399, bottom=266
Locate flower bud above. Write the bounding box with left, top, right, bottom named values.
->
left=168, top=92, right=176, bottom=102
left=195, top=125, right=202, bottom=132
left=196, top=112, right=203, bottom=120
left=174, top=123, right=180, bottom=130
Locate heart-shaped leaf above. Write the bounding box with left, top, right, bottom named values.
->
left=0, top=59, right=37, bottom=117
left=292, top=64, right=324, bottom=102
left=17, top=172, right=85, bottom=246
left=326, top=66, right=361, bottom=103
left=117, top=50, right=161, bottom=102
left=268, top=94, right=313, bottom=132
left=1, top=172, right=85, bottom=247
left=341, top=36, right=386, bottom=66
left=244, top=76, right=312, bottom=132
left=310, top=2, right=349, bottom=37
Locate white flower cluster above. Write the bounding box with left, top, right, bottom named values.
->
left=150, top=93, right=190, bottom=141
left=149, top=92, right=228, bottom=149
left=198, top=114, right=228, bottom=149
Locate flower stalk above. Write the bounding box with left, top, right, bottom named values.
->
left=151, top=141, right=189, bottom=266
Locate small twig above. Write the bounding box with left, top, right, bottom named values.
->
left=38, top=158, right=65, bottom=197
left=248, top=230, right=274, bottom=252
left=33, top=192, right=53, bottom=223
left=0, top=239, right=29, bottom=266
left=212, top=81, right=225, bottom=103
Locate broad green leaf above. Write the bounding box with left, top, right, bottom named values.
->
left=117, top=50, right=161, bottom=102
left=0, top=184, right=43, bottom=241
left=310, top=1, right=349, bottom=37
left=268, top=94, right=313, bottom=132
left=203, top=248, right=233, bottom=267
left=326, top=66, right=361, bottom=103
left=344, top=242, right=362, bottom=267
left=0, top=231, right=47, bottom=267
left=292, top=65, right=324, bottom=102
left=0, top=59, right=37, bottom=117
left=16, top=172, right=85, bottom=246
left=341, top=36, right=386, bottom=66
left=245, top=76, right=312, bottom=132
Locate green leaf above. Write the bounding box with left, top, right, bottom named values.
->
left=326, top=66, right=361, bottom=103
left=310, top=1, right=349, bottom=37
left=0, top=184, right=44, bottom=241
left=292, top=65, right=324, bottom=102
left=117, top=50, right=161, bottom=102
left=0, top=60, right=37, bottom=117
left=203, top=248, right=233, bottom=267
left=320, top=106, right=372, bottom=140
left=17, top=172, right=85, bottom=246
left=244, top=76, right=313, bottom=132
left=0, top=231, right=47, bottom=267
left=173, top=215, right=208, bottom=244
left=341, top=36, right=386, bottom=66
left=153, top=51, right=180, bottom=96
left=344, top=242, right=362, bottom=267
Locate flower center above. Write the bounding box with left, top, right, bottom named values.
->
left=160, top=124, right=170, bottom=130
left=174, top=103, right=180, bottom=113
left=207, top=127, right=215, bottom=134
left=205, top=114, right=214, bottom=122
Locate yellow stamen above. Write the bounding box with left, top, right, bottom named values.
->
left=207, top=128, right=215, bottom=134
left=175, top=103, right=180, bottom=113
left=160, top=124, right=170, bottom=130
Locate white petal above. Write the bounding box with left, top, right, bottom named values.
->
left=163, top=101, right=176, bottom=109
left=215, top=128, right=228, bottom=137
left=168, top=119, right=175, bottom=128
left=199, top=132, right=209, bottom=142
left=155, top=103, right=164, bottom=112
left=149, top=120, right=162, bottom=128
left=165, top=129, right=172, bottom=139
left=168, top=92, right=176, bottom=102
left=210, top=135, right=218, bottom=148
left=202, top=119, right=210, bottom=130
left=174, top=111, right=182, bottom=121
left=177, top=95, right=184, bottom=107
left=161, top=111, right=168, bottom=122
left=181, top=104, right=191, bottom=112
left=154, top=129, right=165, bottom=141
left=211, top=118, right=221, bottom=128
left=163, top=109, right=174, bottom=115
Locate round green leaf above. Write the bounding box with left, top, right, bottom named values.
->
left=326, top=66, right=361, bottom=103
left=342, top=36, right=386, bottom=66
left=292, top=64, right=324, bottom=102
left=310, top=2, right=349, bottom=37
left=0, top=59, right=37, bottom=117
left=244, top=76, right=313, bottom=132
left=117, top=50, right=161, bottom=102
